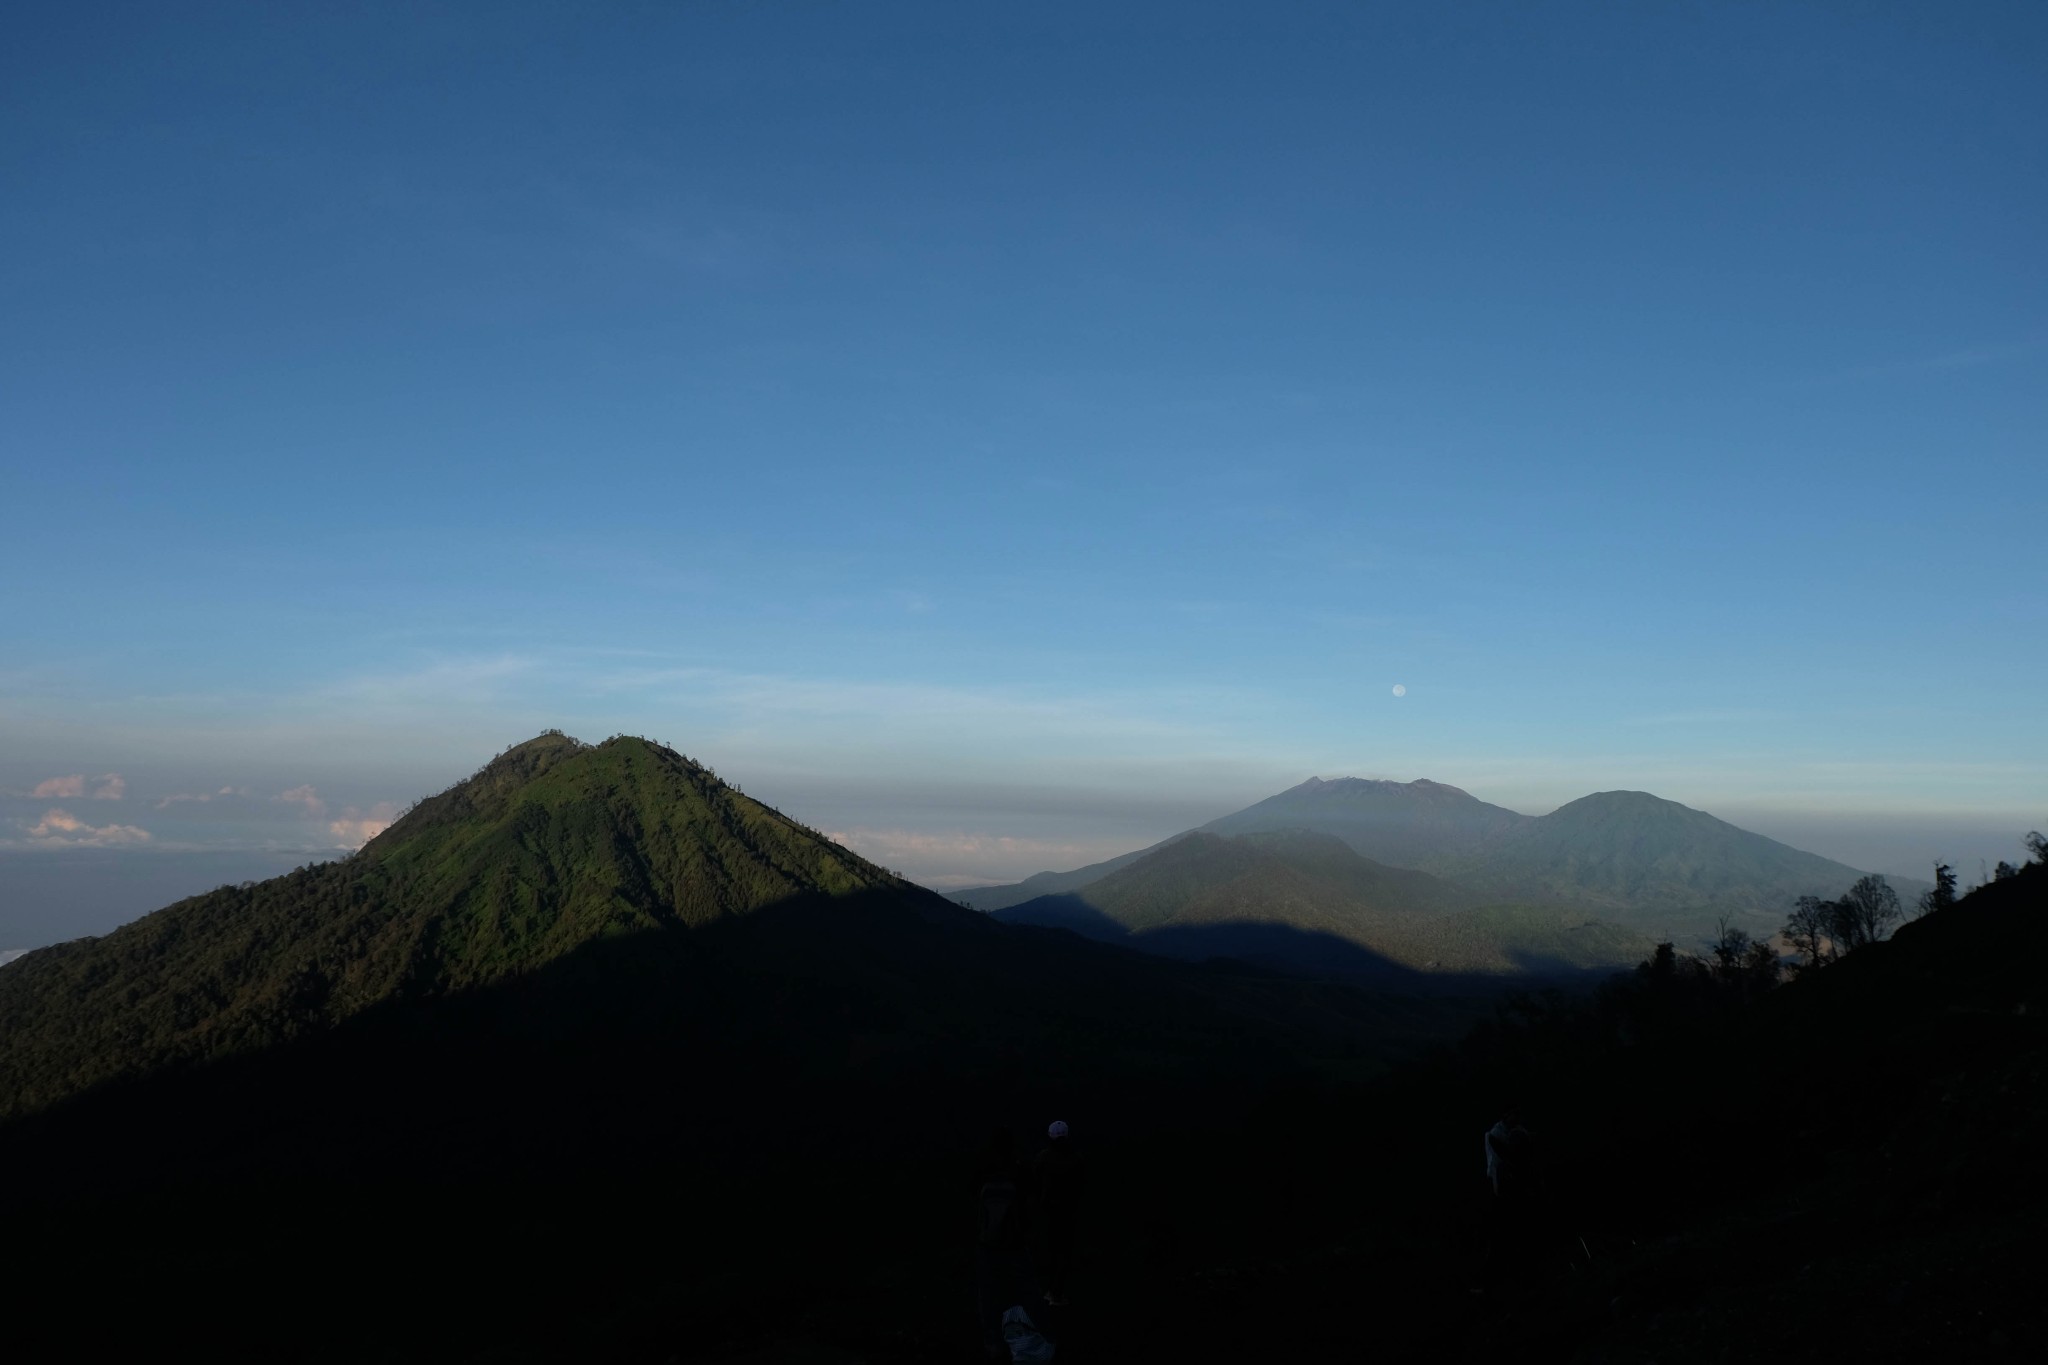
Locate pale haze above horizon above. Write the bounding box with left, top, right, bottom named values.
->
left=3, top=2, right=2043, bottom=949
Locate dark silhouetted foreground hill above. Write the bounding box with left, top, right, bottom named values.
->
left=1366, top=858, right=2048, bottom=1361
left=0, top=732, right=1510, bottom=1362
left=2, top=731, right=2016, bottom=1363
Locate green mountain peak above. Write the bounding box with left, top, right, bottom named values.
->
left=0, top=732, right=931, bottom=1119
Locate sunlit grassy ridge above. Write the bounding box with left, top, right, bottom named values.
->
left=365, top=731, right=905, bottom=971
left=0, top=732, right=917, bottom=1119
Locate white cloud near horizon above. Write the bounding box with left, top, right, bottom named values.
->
left=19, top=808, right=153, bottom=848
left=329, top=802, right=401, bottom=850
left=28, top=772, right=126, bottom=800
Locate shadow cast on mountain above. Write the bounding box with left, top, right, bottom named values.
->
left=997, top=893, right=1630, bottom=993
left=992, top=891, right=1132, bottom=943
left=0, top=887, right=1359, bottom=1356
left=997, top=893, right=1427, bottom=980
left=2, top=887, right=1510, bottom=1201
left=0, top=882, right=1641, bottom=1363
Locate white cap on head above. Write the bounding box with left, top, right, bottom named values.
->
left=1048, top=1120, right=1070, bottom=1139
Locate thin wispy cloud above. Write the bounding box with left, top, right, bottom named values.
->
left=155, top=786, right=246, bottom=809
left=581, top=662, right=1266, bottom=745
left=1812, top=336, right=2041, bottom=385
left=91, top=774, right=125, bottom=799
left=32, top=775, right=85, bottom=798
left=4, top=645, right=2035, bottom=897
left=311, top=655, right=541, bottom=710
left=279, top=785, right=327, bottom=817
left=1421, top=751, right=2048, bottom=821
left=822, top=826, right=1136, bottom=888
left=1876, top=340, right=2037, bottom=374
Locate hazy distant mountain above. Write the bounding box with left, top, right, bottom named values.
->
left=954, top=776, right=1522, bottom=910
left=999, top=829, right=1653, bottom=977
left=1437, top=789, right=1892, bottom=918
left=951, top=841, right=1178, bottom=911
left=1201, top=776, right=1529, bottom=864
left=959, top=776, right=1909, bottom=932
left=1015, top=829, right=1470, bottom=933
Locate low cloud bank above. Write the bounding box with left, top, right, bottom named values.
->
left=21, top=808, right=153, bottom=848
left=823, top=827, right=1139, bottom=889
left=30, top=774, right=125, bottom=800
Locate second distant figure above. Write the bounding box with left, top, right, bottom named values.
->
left=1034, top=1119, right=1087, bottom=1306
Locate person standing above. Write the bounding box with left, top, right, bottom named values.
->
left=1034, top=1120, right=1086, bottom=1306
left=1481, top=1107, right=1538, bottom=1294
left=975, top=1128, right=1029, bottom=1358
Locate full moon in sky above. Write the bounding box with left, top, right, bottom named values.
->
left=1392, top=684, right=1407, bottom=697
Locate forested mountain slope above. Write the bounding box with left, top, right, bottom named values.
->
left=0, top=732, right=956, bottom=1119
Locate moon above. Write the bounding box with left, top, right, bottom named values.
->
left=1392, top=684, right=1407, bottom=697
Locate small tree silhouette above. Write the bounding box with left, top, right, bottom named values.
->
left=1916, top=863, right=1958, bottom=917
left=1707, top=916, right=1780, bottom=995
left=1784, top=896, right=1835, bottom=971
left=1829, top=875, right=1901, bottom=953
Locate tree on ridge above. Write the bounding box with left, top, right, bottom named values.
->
left=1783, top=895, right=1835, bottom=971
left=1915, top=863, right=1957, bottom=918
left=1829, top=874, right=1901, bottom=953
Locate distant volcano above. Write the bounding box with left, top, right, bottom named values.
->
left=959, top=774, right=1909, bottom=940
left=994, top=828, right=1653, bottom=977
left=1200, top=775, right=1529, bottom=865
left=1433, top=789, right=1890, bottom=914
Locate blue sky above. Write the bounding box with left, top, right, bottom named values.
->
left=4, top=1, right=2044, bottom=942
